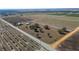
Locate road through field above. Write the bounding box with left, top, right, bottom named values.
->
left=51, top=27, right=79, bottom=48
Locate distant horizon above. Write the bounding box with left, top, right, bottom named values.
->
left=0, top=8, right=79, bottom=9
left=0, top=8, right=79, bottom=12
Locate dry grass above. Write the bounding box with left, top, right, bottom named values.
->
left=23, top=14, right=79, bottom=30
left=3, top=13, right=79, bottom=45
left=18, top=23, right=63, bottom=44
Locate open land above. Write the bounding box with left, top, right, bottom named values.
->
left=2, top=13, right=75, bottom=45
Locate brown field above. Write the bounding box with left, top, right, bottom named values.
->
left=18, top=23, right=63, bottom=44
left=22, top=14, right=79, bottom=30
left=3, top=13, right=79, bottom=45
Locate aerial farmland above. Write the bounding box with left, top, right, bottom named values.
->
left=1, top=8, right=79, bottom=51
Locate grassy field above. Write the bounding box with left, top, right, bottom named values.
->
left=22, top=13, right=79, bottom=30
left=3, top=16, right=64, bottom=44
left=3, top=13, right=79, bottom=45
left=18, top=23, right=63, bottom=44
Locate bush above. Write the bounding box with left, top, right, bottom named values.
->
left=36, top=34, right=41, bottom=39
left=29, top=25, right=35, bottom=30
left=44, top=25, right=50, bottom=30
left=58, top=29, right=66, bottom=35
left=47, top=33, right=52, bottom=38
left=62, top=27, right=70, bottom=33
left=34, top=23, right=40, bottom=28
left=39, top=28, right=44, bottom=33
left=58, top=27, right=70, bottom=35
